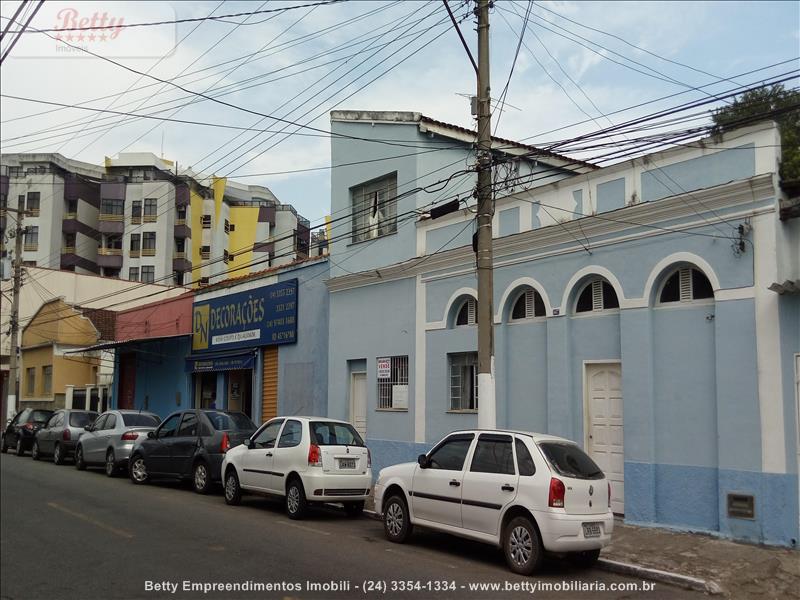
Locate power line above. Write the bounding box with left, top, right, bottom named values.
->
left=0, top=0, right=42, bottom=64
left=492, top=0, right=530, bottom=134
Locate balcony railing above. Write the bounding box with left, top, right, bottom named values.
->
left=99, top=248, right=122, bottom=256
left=131, top=216, right=142, bottom=224
left=175, top=218, right=186, bottom=226
left=143, top=215, right=157, bottom=223
left=174, top=251, right=186, bottom=259
left=141, top=248, right=156, bottom=257
left=62, top=246, right=76, bottom=254
left=129, top=250, right=140, bottom=258
left=23, top=243, right=38, bottom=251
left=28, top=209, right=40, bottom=217
left=200, top=251, right=211, bottom=259
left=63, top=212, right=77, bottom=220
left=99, top=213, right=124, bottom=221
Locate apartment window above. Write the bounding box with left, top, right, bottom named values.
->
left=199, top=276, right=210, bottom=286
left=101, top=198, right=123, bottom=216
left=377, top=356, right=409, bottom=410
left=201, top=214, right=212, bottom=228
left=224, top=219, right=230, bottom=234
left=130, top=233, right=140, bottom=255
left=176, top=207, right=186, bottom=222
left=175, top=239, right=185, bottom=254
left=42, top=365, right=52, bottom=395
left=26, top=367, right=35, bottom=395
left=63, top=233, right=76, bottom=252
left=173, top=271, right=184, bottom=286
left=66, top=199, right=78, bottom=214
left=449, top=352, right=478, bottom=412
left=511, top=288, right=546, bottom=320
left=103, top=268, right=120, bottom=278
left=659, top=267, right=714, bottom=303
left=141, top=265, right=155, bottom=283
left=200, top=245, right=210, bottom=259
left=24, top=226, right=38, bottom=250
left=104, top=235, right=122, bottom=251
left=131, top=200, right=142, bottom=223
left=575, top=279, right=619, bottom=313
left=223, top=250, right=230, bottom=263
left=129, top=267, right=139, bottom=282
left=143, top=198, right=157, bottom=221
left=351, top=172, right=397, bottom=242
left=26, top=191, right=41, bottom=215
left=228, top=223, right=235, bottom=232
left=142, top=232, right=156, bottom=256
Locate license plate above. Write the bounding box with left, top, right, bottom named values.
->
left=582, top=522, right=602, bottom=538
left=338, top=458, right=356, bottom=469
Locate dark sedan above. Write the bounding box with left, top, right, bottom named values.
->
left=128, top=409, right=256, bottom=494
left=1, top=408, right=54, bottom=455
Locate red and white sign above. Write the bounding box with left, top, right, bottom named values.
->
left=377, top=358, right=391, bottom=379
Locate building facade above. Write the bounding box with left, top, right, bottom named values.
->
left=325, top=113, right=799, bottom=547
left=1, top=152, right=312, bottom=287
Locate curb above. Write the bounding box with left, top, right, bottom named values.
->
left=367, top=509, right=723, bottom=594
left=596, top=559, right=724, bottom=595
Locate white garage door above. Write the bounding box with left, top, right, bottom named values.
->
left=586, top=363, right=624, bottom=514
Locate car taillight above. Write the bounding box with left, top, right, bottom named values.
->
left=308, top=443, right=321, bottom=467
left=367, top=448, right=372, bottom=468
left=121, top=431, right=138, bottom=441
left=608, top=482, right=612, bottom=509
left=62, top=429, right=71, bottom=441
left=220, top=432, right=230, bottom=454
left=548, top=477, right=565, bottom=508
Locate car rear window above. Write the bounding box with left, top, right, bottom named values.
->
left=204, top=411, right=256, bottom=432
left=69, top=412, right=97, bottom=427
left=310, top=422, right=364, bottom=447
left=121, top=413, right=161, bottom=427
left=31, top=410, right=52, bottom=423
left=538, top=442, right=604, bottom=480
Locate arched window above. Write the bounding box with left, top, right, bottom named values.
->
left=575, top=279, right=619, bottom=313
left=659, top=267, right=714, bottom=303
left=455, top=297, right=477, bottom=326
left=511, top=288, right=546, bottom=320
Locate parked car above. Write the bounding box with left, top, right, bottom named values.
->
left=374, top=430, right=613, bottom=575
left=128, top=409, right=256, bottom=493
left=221, top=417, right=372, bottom=519
left=32, top=409, right=98, bottom=464
left=75, top=410, right=161, bottom=476
left=1, top=408, right=54, bottom=455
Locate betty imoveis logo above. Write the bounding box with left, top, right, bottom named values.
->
left=53, top=7, right=125, bottom=43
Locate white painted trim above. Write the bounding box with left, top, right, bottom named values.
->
left=560, top=266, right=627, bottom=314
left=440, top=287, right=478, bottom=326
left=641, top=252, right=722, bottom=305
left=495, top=277, right=554, bottom=322
left=414, top=274, right=426, bottom=443
left=715, top=287, right=755, bottom=302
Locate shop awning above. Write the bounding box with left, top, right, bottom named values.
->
left=185, top=349, right=257, bottom=373
left=64, top=334, right=190, bottom=353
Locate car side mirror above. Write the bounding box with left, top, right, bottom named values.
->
left=417, top=454, right=430, bottom=469
left=147, top=431, right=156, bottom=439
left=84, top=425, right=92, bottom=431
left=244, top=439, right=253, bottom=449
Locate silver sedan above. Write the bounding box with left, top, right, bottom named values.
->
left=75, top=410, right=161, bottom=477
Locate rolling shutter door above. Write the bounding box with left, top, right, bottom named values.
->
left=261, top=346, right=278, bottom=422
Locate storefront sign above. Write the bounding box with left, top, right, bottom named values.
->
left=377, top=357, right=391, bottom=379
left=192, top=279, right=298, bottom=352
left=187, top=352, right=255, bottom=372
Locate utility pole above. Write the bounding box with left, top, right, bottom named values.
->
left=475, top=0, right=496, bottom=429
left=5, top=195, right=25, bottom=421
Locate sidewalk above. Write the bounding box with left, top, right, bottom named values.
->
left=600, top=520, right=800, bottom=599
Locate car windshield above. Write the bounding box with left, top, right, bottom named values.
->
left=310, top=422, right=365, bottom=447
left=69, top=412, right=97, bottom=427
left=538, top=442, right=604, bottom=480
left=204, top=411, right=255, bottom=432
left=31, top=410, right=52, bottom=423
left=121, top=413, right=161, bottom=427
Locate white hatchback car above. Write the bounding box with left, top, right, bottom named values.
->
left=374, top=430, right=613, bottom=574
left=221, top=416, right=372, bottom=519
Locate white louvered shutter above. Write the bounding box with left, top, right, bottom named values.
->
left=592, top=280, right=604, bottom=311
left=679, top=267, right=692, bottom=301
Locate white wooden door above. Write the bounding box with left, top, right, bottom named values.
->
left=586, top=363, right=624, bottom=514
left=350, top=372, right=367, bottom=439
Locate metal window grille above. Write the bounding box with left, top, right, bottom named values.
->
left=377, top=356, right=409, bottom=409
left=449, top=352, right=478, bottom=411
left=202, top=214, right=212, bottom=228
left=352, top=173, right=397, bottom=243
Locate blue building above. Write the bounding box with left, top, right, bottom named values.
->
left=324, top=112, right=799, bottom=547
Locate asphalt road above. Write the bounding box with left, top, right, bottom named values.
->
left=1, top=452, right=704, bottom=600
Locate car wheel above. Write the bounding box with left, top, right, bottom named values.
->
left=53, top=443, right=65, bottom=465
left=286, top=477, right=308, bottom=520
left=15, top=438, right=26, bottom=456
left=74, top=445, right=87, bottom=470
left=192, top=461, right=212, bottom=494
left=570, top=548, right=601, bottom=568
left=503, top=516, right=543, bottom=575
left=105, top=449, right=118, bottom=477
left=31, top=440, right=40, bottom=461
left=129, top=454, right=148, bottom=484
left=383, top=494, right=412, bottom=543
left=224, top=469, right=242, bottom=506
left=344, top=501, right=364, bottom=518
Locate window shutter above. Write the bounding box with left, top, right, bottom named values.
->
left=591, top=280, right=603, bottom=311
left=679, top=267, right=692, bottom=301
left=467, top=297, right=477, bottom=324
left=524, top=289, right=534, bottom=318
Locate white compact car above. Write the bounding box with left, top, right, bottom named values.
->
left=221, top=416, right=372, bottom=519
left=374, top=430, right=613, bottom=575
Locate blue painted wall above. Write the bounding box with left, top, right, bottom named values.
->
left=499, top=207, right=520, bottom=237
left=597, top=177, right=626, bottom=213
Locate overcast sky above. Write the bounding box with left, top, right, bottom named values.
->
left=1, top=0, right=798, bottom=227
